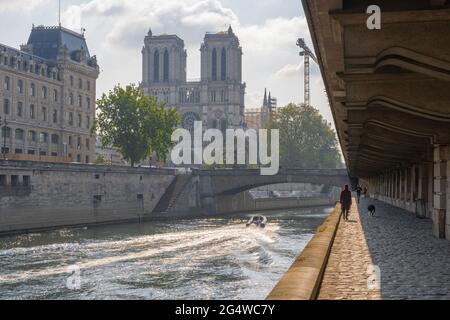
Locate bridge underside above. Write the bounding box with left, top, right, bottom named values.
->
left=303, top=0, right=450, bottom=238
left=196, top=169, right=349, bottom=196
left=193, top=169, right=349, bottom=215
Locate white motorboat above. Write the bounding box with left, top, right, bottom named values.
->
left=246, top=215, right=267, bottom=228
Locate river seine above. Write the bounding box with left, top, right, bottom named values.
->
left=0, top=206, right=331, bottom=299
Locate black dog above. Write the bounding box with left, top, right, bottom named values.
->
left=368, top=204, right=376, bottom=216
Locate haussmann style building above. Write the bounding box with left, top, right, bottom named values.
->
left=0, top=25, right=99, bottom=164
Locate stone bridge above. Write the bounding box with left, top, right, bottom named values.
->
left=194, top=168, right=350, bottom=196
left=153, top=168, right=349, bottom=215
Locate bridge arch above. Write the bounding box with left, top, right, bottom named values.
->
left=194, top=168, right=349, bottom=197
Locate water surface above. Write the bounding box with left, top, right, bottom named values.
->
left=0, top=207, right=331, bottom=299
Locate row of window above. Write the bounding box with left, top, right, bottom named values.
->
left=1, top=127, right=91, bottom=150
left=1, top=147, right=57, bottom=156
left=3, top=76, right=59, bottom=101
left=2, top=99, right=91, bottom=128
left=3, top=99, right=56, bottom=122
left=1, top=127, right=59, bottom=144
left=3, top=77, right=92, bottom=109
left=1, top=55, right=59, bottom=80
left=69, top=75, right=91, bottom=91
left=67, top=136, right=90, bottom=150
left=68, top=93, right=91, bottom=109
left=0, top=148, right=90, bottom=163
left=0, top=58, right=91, bottom=90
left=66, top=111, right=91, bottom=129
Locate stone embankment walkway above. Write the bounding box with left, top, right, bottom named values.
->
left=318, top=197, right=450, bottom=300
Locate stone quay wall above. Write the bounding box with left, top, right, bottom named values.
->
left=0, top=160, right=176, bottom=235
left=214, top=191, right=335, bottom=214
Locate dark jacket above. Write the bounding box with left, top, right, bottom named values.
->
left=340, top=189, right=352, bottom=209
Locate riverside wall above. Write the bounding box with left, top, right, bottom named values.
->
left=214, top=191, right=336, bottom=214
left=1, top=160, right=338, bottom=235
left=0, top=160, right=175, bottom=235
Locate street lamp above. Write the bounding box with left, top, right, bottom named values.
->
left=0, top=116, right=8, bottom=159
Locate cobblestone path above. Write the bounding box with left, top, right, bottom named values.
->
left=318, top=197, right=450, bottom=300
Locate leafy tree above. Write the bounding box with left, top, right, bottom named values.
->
left=93, top=84, right=179, bottom=167
left=95, top=154, right=106, bottom=165
left=265, top=103, right=341, bottom=169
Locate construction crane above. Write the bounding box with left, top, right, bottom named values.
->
left=296, top=38, right=318, bottom=106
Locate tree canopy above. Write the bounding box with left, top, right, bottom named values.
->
left=94, top=84, right=179, bottom=167
left=265, top=103, right=342, bottom=169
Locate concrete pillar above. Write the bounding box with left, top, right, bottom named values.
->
left=389, top=172, right=393, bottom=198
left=432, top=145, right=449, bottom=239
left=394, top=171, right=397, bottom=199
left=418, top=164, right=429, bottom=203
left=410, top=165, right=416, bottom=204
left=379, top=175, right=383, bottom=198
left=387, top=173, right=390, bottom=197
left=428, top=163, right=434, bottom=218
left=403, top=168, right=408, bottom=203
left=385, top=174, right=389, bottom=198
left=403, top=168, right=408, bottom=204
left=394, top=171, right=397, bottom=198
left=392, top=171, right=396, bottom=199
left=417, top=164, right=430, bottom=218
left=381, top=175, right=384, bottom=198
left=379, top=175, right=382, bottom=197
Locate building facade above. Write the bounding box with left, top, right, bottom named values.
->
left=245, top=88, right=277, bottom=129
left=141, top=26, right=245, bottom=131
left=95, top=137, right=128, bottom=166
left=0, top=25, right=99, bottom=163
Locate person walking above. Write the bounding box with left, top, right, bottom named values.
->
left=340, top=185, right=352, bottom=221
left=356, top=185, right=362, bottom=203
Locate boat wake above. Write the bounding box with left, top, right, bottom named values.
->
left=0, top=222, right=280, bottom=284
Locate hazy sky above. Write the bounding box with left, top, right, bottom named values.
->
left=0, top=0, right=331, bottom=123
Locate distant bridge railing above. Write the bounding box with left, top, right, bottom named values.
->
left=194, top=168, right=350, bottom=196
left=192, top=168, right=348, bottom=176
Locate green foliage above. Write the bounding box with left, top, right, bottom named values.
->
left=95, top=154, right=106, bottom=165
left=93, top=84, right=179, bottom=167
left=265, top=103, right=342, bottom=169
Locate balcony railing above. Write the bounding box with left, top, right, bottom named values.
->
left=0, top=153, right=71, bottom=163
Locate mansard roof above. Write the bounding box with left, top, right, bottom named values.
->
left=27, top=25, right=91, bottom=60
left=0, top=43, right=47, bottom=65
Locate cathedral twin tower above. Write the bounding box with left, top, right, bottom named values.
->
left=141, top=26, right=245, bottom=131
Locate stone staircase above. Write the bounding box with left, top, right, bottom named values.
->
left=152, top=175, right=192, bottom=214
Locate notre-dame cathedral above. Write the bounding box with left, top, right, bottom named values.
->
left=141, top=26, right=246, bottom=131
